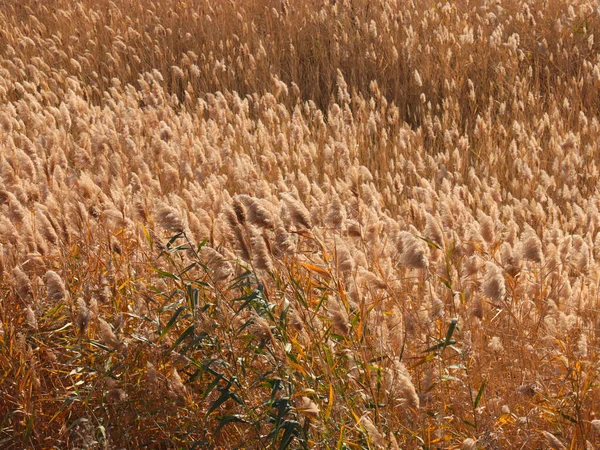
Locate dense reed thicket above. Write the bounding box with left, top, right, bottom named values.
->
left=2, top=0, right=600, bottom=448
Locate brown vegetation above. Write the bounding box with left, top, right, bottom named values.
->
left=2, top=0, right=600, bottom=448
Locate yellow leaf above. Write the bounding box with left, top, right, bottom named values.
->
left=299, top=262, right=331, bottom=278
left=325, top=383, right=334, bottom=421
left=336, top=425, right=345, bottom=449
left=496, top=413, right=515, bottom=426
left=118, top=278, right=131, bottom=291
left=287, top=359, right=306, bottom=376
left=141, top=224, right=152, bottom=247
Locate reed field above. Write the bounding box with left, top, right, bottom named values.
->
left=3, top=0, right=600, bottom=448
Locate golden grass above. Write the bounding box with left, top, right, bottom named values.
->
left=2, top=0, right=600, bottom=448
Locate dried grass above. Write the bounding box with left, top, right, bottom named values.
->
left=1, top=0, right=600, bottom=448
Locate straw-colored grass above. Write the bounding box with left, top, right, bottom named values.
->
left=2, top=0, right=600, bottom=448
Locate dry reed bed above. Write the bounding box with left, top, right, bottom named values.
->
left=1, top=0, right=600, bottom=448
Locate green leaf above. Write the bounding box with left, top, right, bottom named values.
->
left=229, top=270, right=254, bottom=290
left=271, top=397, right=291, bottom=430
left=462, top=419, right=477, bottom=429
left=203, top=372, right=224, bottom=399
left=422, top=340, right=456, bottom=353
left=67, top=417, right=89, bottom=430
left=196, top=239, right=208, bottom=253
left=205, top=383, right=243, bottom=418
left=180, top=333, right=209, bottom=355
left=206, top=388, right=233, bottom=417
left=170, top=243, right=191, bottom=252
left=559, top=411, right=578, bottom=424
left=89, top=340, right=112, bottom=352
left=439, top=277, right=452, bottom=290
left=214, top=414, right=249, bottom=435
left=152, top=267, right=180, bottom=281
left=180, top=262, right=197, bottom=276
left=186, top=284, right=200, bottom=310
left=172, top=325, right=195, bottom=349
left=442, top=318, right=459, bottom=351
left=474, top=379, right=486, bottom=409
left=233, top=290, right=262, bottom=314
left=159, top=305, right=187, bottom=338
left=278, top=420, right=300, bottom=450
left=419, top=236, right=441, bottom=250
left=264, top=378, right=283, bottom=405
left=166, top=232, right=185, bottom=248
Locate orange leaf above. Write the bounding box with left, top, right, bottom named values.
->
left=299, top=262, right=331, bottom=278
